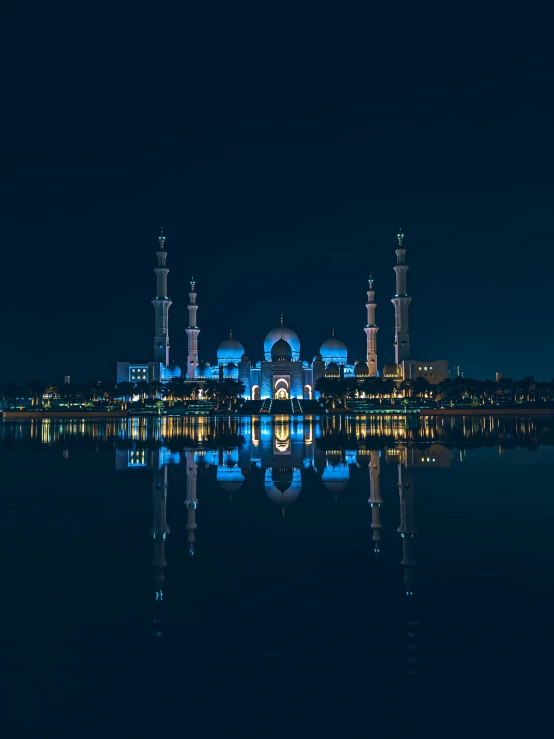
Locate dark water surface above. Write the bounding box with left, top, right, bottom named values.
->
left=1, top=415, right=553, bottom=737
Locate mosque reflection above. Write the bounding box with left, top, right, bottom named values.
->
left=114, top=417, right=448, bottom=672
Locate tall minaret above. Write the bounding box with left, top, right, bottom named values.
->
left=364, top=275, right=379, bottom=376
left=186, top=278, right=199, bottom=379
left=391, top=229, right=412, bottom=365
left=152, top=229, right=172, bottom=366
left=368, top=450, right=383, bottom=553
left=185, top=451, right=198, bottom=556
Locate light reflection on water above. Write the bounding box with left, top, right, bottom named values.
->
left=1, top=415, right=554, bottom=734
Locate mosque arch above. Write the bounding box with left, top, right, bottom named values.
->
left=251, top=384, right=260, bottom=400
left=274, top=377, right=290, bottom=399
left=304, top=384, right=312, bottom=399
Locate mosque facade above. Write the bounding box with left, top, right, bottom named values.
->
left=116, top=230, right=448, bottom=396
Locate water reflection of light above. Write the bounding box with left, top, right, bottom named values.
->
left=274, top=422, right=290, bottom=453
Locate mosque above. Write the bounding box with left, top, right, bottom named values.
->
left=116, top=230, right=448, bottom=396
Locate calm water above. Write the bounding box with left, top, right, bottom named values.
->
left=1, top=415, right=553, bottom=737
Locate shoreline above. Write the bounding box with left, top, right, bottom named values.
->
left=420, top=408, right=554, bottom=417
left=2, top=410, right=129, bottom=419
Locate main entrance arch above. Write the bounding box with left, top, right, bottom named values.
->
left=273, top=376, right=290, bottom=399
left=251, top=384, right=260, bottom=400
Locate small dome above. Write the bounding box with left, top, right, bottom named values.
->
left=240, top=353, right=250, bottom=363
left=325, top=361, right=340, bottom=376
left=383, top=362, right=399, bottom=377
left=217, top=455, right=244, bottom=492
left=322, top=462, right=350, bottom=493
left=355, top=361, right=369, bottom=377
left=320, top=336, right=348, bottom=364
left=161, top=364, right=181, bottom=380
left=265, top=468, right=302, bottom=505
left=223, top=362, right=239, bottom=378
left=313, top=353, right=323, bottom=362
left=195, top=360, right=212, bottom=378
left=217, top=337, right=245, bottom=364
left=271, top=339, right=293, bottom=361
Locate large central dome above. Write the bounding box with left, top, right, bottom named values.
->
left=264, top=325, right=300, bottom=361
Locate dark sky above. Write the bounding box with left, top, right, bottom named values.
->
left=2, top=8, right=553, bottom=382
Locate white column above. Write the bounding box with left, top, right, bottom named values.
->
left=364, top=276, right=379, bottom=376
left=152, top=233, right=171, bottom=366
left=391, top=231, right=411, bottom=365
left=186, top=279, right=200, bottom=378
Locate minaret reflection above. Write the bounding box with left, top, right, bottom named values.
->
left=185, top=451, right=198, bottom=556
left=115, top=445, right=180, bottom=637
left=368, top=450, right=383, bottom=554
left=397, top=459, right=417, bottom=596
left=389, top=445, right=450, bottom=673
left=150, top=455, right=170, bottom=604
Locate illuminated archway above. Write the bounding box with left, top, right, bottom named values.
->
left=304, top=384, right=312, bottom=399
left=274, top=377, right=289, bottom=399
left=251, top=384, right=260, bottom=400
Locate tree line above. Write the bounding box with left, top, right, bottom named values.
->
left=0, top=377, right=247, bottom=410
left=314, top=375, right=554, bottom=407
left=2, top=374, right=553, bottom=410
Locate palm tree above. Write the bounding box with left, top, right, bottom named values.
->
left=315, top=377, right=343, bottom=408
left=29, top=378, right=45, bottom=407
left=361, top=376, right=383, bottom=398
left=148, top=381, right=163, bottom=400
left=115, top=381, right=135, bottom=406
left=135, top=381, right=149, bottom=403
left=481, top=379, right=496, bottom=405
left=84, top=381, right=102, bottom=403
left=400, top=378, right=414, bottom=398
left=380, top=378, right=396, bottom=401
left=1, top=381, right=20, bottom=408
left=204, top=380, right=222, bottom=410
left=223, top=378, right=245, bottom=409
left=43, top=383, right=59, bottom=408
left=343, top=378, right=358, bottom=401
left=412, top=377, right=431, bottom=399
left=183, top=382, right=200, bottom=401
left=164, top=378, right=185, bottom=404
left=434, top=379, right=453, bottom=407
left=98, top=381, right=116, bottom=405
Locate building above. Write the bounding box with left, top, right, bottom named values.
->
left=116, top=229, right=447, bottom=393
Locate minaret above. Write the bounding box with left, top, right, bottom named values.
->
left=186, top=277, right=199, bottom=379
left=364, top=275, right=379, bottom=376
left=185, top=451, right=198, bottom=556
left=368, top=450, right=383, bottom=553
left=391, top=229, right=412, bottom=365
left=152, top=229, right=172, bottom=366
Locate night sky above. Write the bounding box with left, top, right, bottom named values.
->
left=2, top=9, right=553, bottom=382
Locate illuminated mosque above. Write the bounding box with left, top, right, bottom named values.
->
left=116, top=229, right=447, bottom=396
